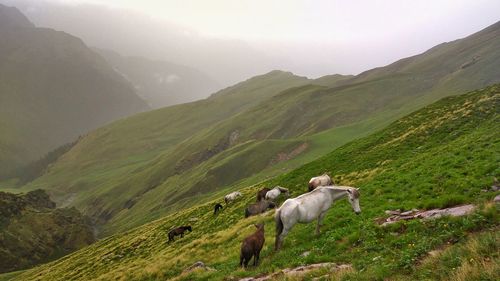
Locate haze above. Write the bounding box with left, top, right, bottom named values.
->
left=4, top=0, right=500, bottom=86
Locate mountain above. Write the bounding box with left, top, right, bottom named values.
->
left=0, top=189, right=95, bottom=273
left=10, top=21, right=500, bottom=236
left=0, top=0, right=281, bottom=86
left=9, top=84, right=499, bottom=280
left=0, top=4, right=149, bottom=177
left=11, top=70, right=313, bottom=234
left=95, top=49, right=220, bottom=108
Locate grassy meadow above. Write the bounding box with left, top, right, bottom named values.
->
left=8, top=84, right=499, bottom=281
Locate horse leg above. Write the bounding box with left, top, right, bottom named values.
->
left=316, top=212, right=326, bottom=235
left=254, top=251, right=260, bottom=266
left=276, top=227, right=290, bottom=250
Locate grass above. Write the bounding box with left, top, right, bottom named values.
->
left=389, top=229, right=499, bottom=281
left=10, top=84, right=500, bottom=280
left=3, top=21, right=500, bottom=238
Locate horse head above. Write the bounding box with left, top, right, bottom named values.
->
left=267, top=201, right=277, bottom=209
left=346, top=188, right=361, bottom=215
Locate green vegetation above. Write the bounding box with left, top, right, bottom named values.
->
left=0, top=4, right=148, bottom=176
left=11, top=84, right=499, bottom=280
left=4, top=140, right=77, bottom=184
left=17, top=21, right=500, bottom=236
left=5, top=21, right=499, bottom=237
left=0, top=189, right=95, bottom=273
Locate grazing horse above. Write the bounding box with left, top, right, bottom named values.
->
left=265, top=186, right=290, bottom=201
left=224, top=191, right=242, bottom=204
left=245, top=200, right=276, bottom=218
left=275, top=186, right=360, bottom=250
left=168, top=226, right=192, bottom=242
left=214, top=203, right=223, bottom=215
left=240, top=223, right=265, bottom=267
left=308, top=174, right=333, bottom=191
left=256, top=188, right=271, bottom=202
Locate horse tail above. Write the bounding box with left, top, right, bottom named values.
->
left=275, top=209, right=283, bottom=250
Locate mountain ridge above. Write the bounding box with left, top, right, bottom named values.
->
left=0, top=4, right=149, bottom=176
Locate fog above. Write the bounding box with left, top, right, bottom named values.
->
left=3, top=0, right=500, bottom=86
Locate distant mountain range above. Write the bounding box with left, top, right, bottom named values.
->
left=95, top=48, right=220, bottom=108
left=0, top=0, right=280, bottom=86
left=0, top=4, right=149, bottom=177
left=14, top=20, right=500, bottom=236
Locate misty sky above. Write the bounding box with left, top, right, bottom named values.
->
left=14, top=0, right=500, bottom=83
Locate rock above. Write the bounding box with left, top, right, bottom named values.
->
left=385, top=210, right=401, bottom=215
left=419, top=204, right=475, bottom=219
left=188, top=217, right=199, bottom=222
left=301, top=251, right=311, bottom=257
left=282, top=263, right=334, bottom=275
left=494, top=195, right=500, bottom=203
left=183, top=261, right=215, bottom=273
left=400, top=210, right=414, bottom=216
left=372, top=256, right=381, bottom=261
left=238, top=263, right=352, bottom=281
left=381, top=204, right=476, bottom=226
left=312, top=274, right=329, bottom=281
left=0, top=190, right=95, bottom=273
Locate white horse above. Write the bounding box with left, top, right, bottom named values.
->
left=265, top=186, right=290, bottom=201
left=274, top=186, right=360, bottom=250
left=308, top=174, right=333, bottom=191
left=224, top=191, right=242, bottom=204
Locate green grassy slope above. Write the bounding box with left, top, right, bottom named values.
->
left=0, top=5, right=149, bottom=176
left=12, top=84, right=499, bottom=281
left=12, top=71, right=312, bottom=232
left=11, top=21, right=500, bottom=236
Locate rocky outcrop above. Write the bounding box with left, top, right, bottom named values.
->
left=238, top=263, right=352, bottom=281
left=0, top=189, right=95, bottom=273
left=379, top=205, right=476, bottom=226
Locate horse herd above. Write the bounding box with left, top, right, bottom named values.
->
left=167, top=174, right=362, bottom=268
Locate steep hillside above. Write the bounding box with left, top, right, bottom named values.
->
left=0, top=189, right=95, bottom=273
left=95, top=49, right=220, bottom=108
left=12, top=70, right=312, bottom=233
left=10, top=84, right=499, bottom=281
left=0, top=4, right=149, bottom=176
left=12, top=21, right=500, bottom=236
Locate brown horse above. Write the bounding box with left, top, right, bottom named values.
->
left=168, top=226, right=192, bottom=242
left=256, top=188, right=271, bottom=202
left=245, top=200, right=276, bottom=218
left=240, top=223, right=265, bottom=267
